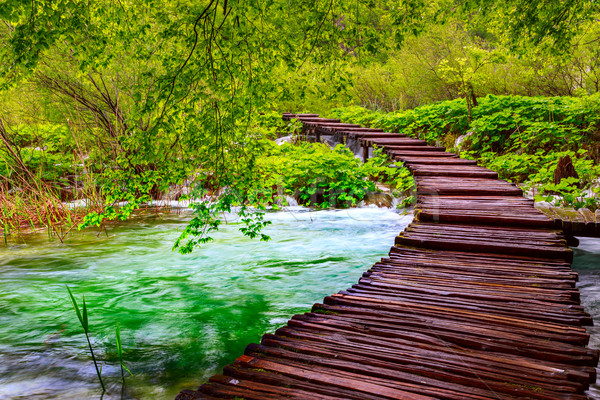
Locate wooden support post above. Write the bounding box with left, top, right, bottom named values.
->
left=362, top=145, right=369, bottom=163
left=566, top=233, right=580, bottom=248
left=316, top=130, right=321, bottom=143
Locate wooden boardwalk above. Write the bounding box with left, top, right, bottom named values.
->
left=177, top=114, right=598, bottom=400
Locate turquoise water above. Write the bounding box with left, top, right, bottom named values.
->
left=0, top=208, right=412, bottom=400
left=573, top=237, right=600, bottom=399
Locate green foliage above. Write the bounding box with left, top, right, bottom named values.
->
left=466, top=95, right=598, bottom=154
left=385, top=0, right=598, bottom=53
left=361, top=147, right=416, bottom=200
left=525, top=151, right=600, bottom=210
left=0, top=123, right=76, bottom=183
left=258, top=141, right=375, bottom=208
left=330, top=99, right=470, bottom=144
left=173, top=187, right=272, bottom=255
left=256, top=140, right=414, bottom=208
left=468, top=0, right=598, bottom=53
left=347, top=14, right=600, bottom=113
left=332, top=95, right=600, bottom=154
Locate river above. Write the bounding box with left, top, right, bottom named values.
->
left=1, top=209, right=599, bottom=399
left=0, top=208, right=413, bottom=399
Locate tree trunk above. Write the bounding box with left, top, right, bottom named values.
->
left=554, top=155, right=579, bottom=185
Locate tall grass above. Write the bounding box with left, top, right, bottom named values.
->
left=0, top=114, right=107, bottom=245
left=0, top=174, right=105, bottom=245
left=1, top=183, right=75, bottom=243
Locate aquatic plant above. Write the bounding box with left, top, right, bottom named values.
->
left=66, top=286, right=105, bottom=392
left=115, top=322, right=132, bottom=384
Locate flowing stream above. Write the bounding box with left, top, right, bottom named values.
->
left=0, top=208, right=413, bottom=400
left=573, top=237, right=600, bottom=399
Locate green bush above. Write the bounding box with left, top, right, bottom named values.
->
left=256, top=141, right=374, bottom=208
left=249, top=140, right=415, bottom=209
left=1, top=124, right=77, bottom=183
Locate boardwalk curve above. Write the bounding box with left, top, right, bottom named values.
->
left=177, top=114, right=598, bottom=400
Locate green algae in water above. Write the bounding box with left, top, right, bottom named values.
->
left=0, top=208, right=412, bottom=399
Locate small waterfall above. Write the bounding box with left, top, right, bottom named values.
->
left=275, top=135, right=293, bottom=145
left=344, top=137, right=363, bottom=159
left=321, top=134, right=341, bottom=148
left=319, top=135, right=373, bottom=160
left=284, top=195, right=299, bottom=207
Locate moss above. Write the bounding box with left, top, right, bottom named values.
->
left=249, top=368, right=268, bottom=373
left=504, top=382, right=543, bottom=392
left=312, top=309, right=339, bottom=315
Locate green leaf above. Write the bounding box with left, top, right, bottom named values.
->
left=116, top=322, right=123, bottom=359
left=82, top=295, right=89, bottom=333
left=121, top=363, right=132, bottom=376
left=66, top=286, right=85, bottom=332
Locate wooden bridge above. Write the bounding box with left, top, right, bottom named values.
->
left=177, top=114, right=599, bottom=400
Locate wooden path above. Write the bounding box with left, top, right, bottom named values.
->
left=177, top=114, right=598, bottom=400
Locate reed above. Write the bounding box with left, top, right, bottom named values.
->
left=0, top=180, right=103, bottom=245
left=66, top=285, right=105, bottom=392
left=115, top=322, right=132, bottom=384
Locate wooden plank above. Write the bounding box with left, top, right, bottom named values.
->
left=365, top=137, right=427, bottom=144
left=288, top=312, right=598, bottom=365
left=402, top=157, right=478, bottom=165
left=347, top=132, right=407, bottom=139
left=315, top=301, right=589, bottom=345
left=391, top=151, right=459, bottom=158
left=368, top=263, right=577, bottom=289
left=536, top=205, right=600, bottom=238
left=235, top=355, right=438, bottom=400
left=282, top=113, right=319, bottom=120
left=222, top=365, right=390, bottom=400
left=396, top=235, right=573, bottom=262
left=244, top=343, right=528, bottom=399
left=275, top=325, right=595, bottom=386
left=410, top=167, right=499, bottom=178
left=374, top=145, right=446, bottom=151
left=415, top=209, right=555, bottom=228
